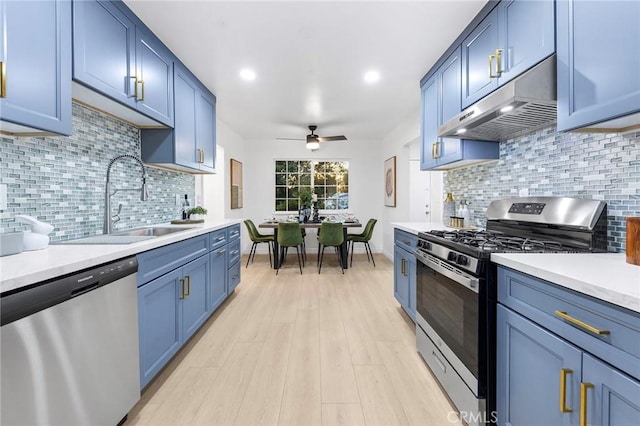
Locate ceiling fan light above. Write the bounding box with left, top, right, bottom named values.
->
left=306, top=140, right=320, bottom=150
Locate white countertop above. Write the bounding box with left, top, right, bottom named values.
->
left=392, top=222, right=453, bottom=235
left=0, top=219, right=242, bottom=294
left=492, top=253, right=640, bottom=313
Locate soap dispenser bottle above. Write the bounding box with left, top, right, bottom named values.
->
left=15, top=215, right=54, bottom=250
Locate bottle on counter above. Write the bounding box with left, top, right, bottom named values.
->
left=443, top=192, right=455, bottom=226
left=181, top=194, right=190, bottom=220
left=458, top=200, right=471, bottom=228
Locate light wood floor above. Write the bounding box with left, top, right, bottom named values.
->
left=125, top=254, right=460, bottom=426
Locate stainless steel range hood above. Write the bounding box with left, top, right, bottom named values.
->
left=439, top=55, right=557, bottom=141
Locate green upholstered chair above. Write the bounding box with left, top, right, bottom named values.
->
left=346, top=218, right=377, bottom=267
left=317, top=222, right=344, bottom=274
left=276, top=222, right=304, bottom=275
left=244, top=219, right=275, bottom=268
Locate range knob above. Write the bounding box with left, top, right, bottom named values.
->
left=447, top=252, right=458, bottom=262
left=419, top=240, right=432, bottom=251
left=457, top=255, right=469, bottom=266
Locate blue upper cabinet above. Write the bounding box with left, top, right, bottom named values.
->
left=556, top=0, right=640, bottom=132
left=0, top=0, right=71, bottom=135
left=141, top=61, right=216, bottom=174
left=73, top=0, right=174, bottom=128
left=461, top=8, right=499, bottom=109
left=134, top=27, right=174, bottom=127
left=496, top=0, right=555, bottom=85
left=73, top=0, right=136, bottom=108
left=421, top=47, right=499, bottom=170
left=461, top=0, right=555, bottom=109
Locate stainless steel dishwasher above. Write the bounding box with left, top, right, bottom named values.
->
left=1, top=256, right=140, bottom=426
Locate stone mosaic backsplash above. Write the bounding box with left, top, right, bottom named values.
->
left=0, top=103, right=195, bottom=241
left=444, top=126, right=640, bottom=252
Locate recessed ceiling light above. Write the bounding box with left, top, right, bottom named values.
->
left=500, top=105, right=514, bottom=113
left=239, top=68, right=256, bottom=81
left=364, top=70, right=380, bottom=84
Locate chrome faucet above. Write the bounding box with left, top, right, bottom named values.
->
left=104, top=155, right=149, bottom=234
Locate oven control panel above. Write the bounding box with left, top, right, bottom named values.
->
left=416, top=239, right=479, bottom=275
left=508, top=202, right=546, bottom=215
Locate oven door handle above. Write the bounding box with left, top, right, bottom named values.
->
left=416, top=251, right=479, bottom=293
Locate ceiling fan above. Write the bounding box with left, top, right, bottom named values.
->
left=276, top=125, right=347, bottom=151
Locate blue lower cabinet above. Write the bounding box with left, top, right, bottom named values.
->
left=497, top=304, right=582, bottom=426
left=138, top=269, right=183, bottom=389
left=181, top=255, right=210, bottom=341
left=209, top=246, right=228, bottom=311
left=582, top=353, right=640, bottom=425
left=228, top=261, right=241, bottom=295
left=393, top=245, right=416, bottom=321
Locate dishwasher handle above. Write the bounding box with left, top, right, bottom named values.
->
left=1, top=256, right=137, bottom=326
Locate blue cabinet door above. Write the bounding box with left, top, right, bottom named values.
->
left=440, top=46, right=462, bottom=124
left=173, top=64, right=200, bottom=170
left=135, top=27, right=174, bottom=127
left=0, top=0, right=71, bottom=135
left=73, top=0, right=136, bottom=108
left=228, top=260, right=241, bottom=294
left=138, top=268, right=183, bottom=389
left=182, top=255, right=210, bottom=342
left=461, top=8, right=499, bottom=109
left=394, top=245, right=411, bottom=316
left=582, top=353, right=640, bottom=426
left=420, top=75, right=439, bottom=171
left=497, top=304, right=582, bottom=426
left=557, top=0, right=640, bottom=131
left=196, top=90, right=216, bottom=172
left=497, top=0, right=555, bottom=85
left=209, top=247, right=227, bottom=312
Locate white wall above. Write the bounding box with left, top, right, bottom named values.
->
left=378, top=111, right=443, bottom=259
left=241, top=136, right=383, bottom=255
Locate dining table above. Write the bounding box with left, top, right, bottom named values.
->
left=258, top=220, right=362, bottom=270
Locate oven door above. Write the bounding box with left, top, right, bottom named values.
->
left=415, top=250, right=482, bottom=394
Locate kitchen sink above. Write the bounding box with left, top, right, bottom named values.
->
left=55, top=227, right=196, bottom=245
left=111, top=226, right=196, bottom=237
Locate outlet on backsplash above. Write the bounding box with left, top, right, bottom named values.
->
left=175, top=194, right=182, bottom=206
left=0, top=184, right=7, bottom=211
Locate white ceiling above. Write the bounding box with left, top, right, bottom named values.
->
left=124, top=0, right=488, bottom=141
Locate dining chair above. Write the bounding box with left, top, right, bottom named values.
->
left=243, top=219, right=274, bottom=268
left=276, top=222, right=304, bottom=275
left=317, top=222, right=344, bottom=274
left=347, top=218, right=377, bottom=267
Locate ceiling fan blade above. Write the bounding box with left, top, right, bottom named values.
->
left=318, top=135, right=347, bottom=142
left=276, top=137, right=305, bottom=141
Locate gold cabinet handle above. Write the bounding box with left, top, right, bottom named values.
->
left=136, top=80, right=144, bottom=101
left=129, top=76, right=137, bottom=98
left=185, top=275, right=191, bottom=296
left=201, top=149, right=205, bottom=163
left=216, top=248, right=226, bottom=256
left=179, top=278, right=185, bottom=299
left=0, top=61, right=6, bottom=98
left=434, top=141, right=441, bottom=158
left=495, top=49, right=504, bottom=74
left=554, top=311, right=610, bottom=335
left=560, top=368, right=573, bottom=413
left=580, top=382, right=594, bottom=426
left=488, top=54, right=499, bottom=78
left=431, top=142, right=436, bottom=159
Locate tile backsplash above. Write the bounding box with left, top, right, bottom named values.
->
left=0, top=103, right=195, bottom=241
left=444, top=126, right=640, bottom=252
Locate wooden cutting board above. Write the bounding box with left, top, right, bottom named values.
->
left=627, top=217, right=640, bottom=265
left=170, top=219, right=205, bottom=224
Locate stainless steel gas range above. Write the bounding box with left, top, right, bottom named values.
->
left=414, top=197, right=607, bottom=425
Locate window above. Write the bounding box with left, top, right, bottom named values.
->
left=275, top=160, right=349, bottom=211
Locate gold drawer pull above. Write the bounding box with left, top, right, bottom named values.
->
left=559, top=368, right=573, bottom=413
left=555, top=311, right=610, bottom=335
left=580, top=382, right=594, bottom=426
left=495, top=48, right=504, bottom=74
left=179, top=278, right=185, bottom=299
left=185, top=275, right=191, bottom=296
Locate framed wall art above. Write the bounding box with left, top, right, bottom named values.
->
left=230, top=159, right=243, bottom=209
left=384, top=156, right=396, bottom=207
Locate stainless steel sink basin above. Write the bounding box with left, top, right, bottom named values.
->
left=111, top=226, right=196, bottom=237
left=55, top=227, right=196, bottom=245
